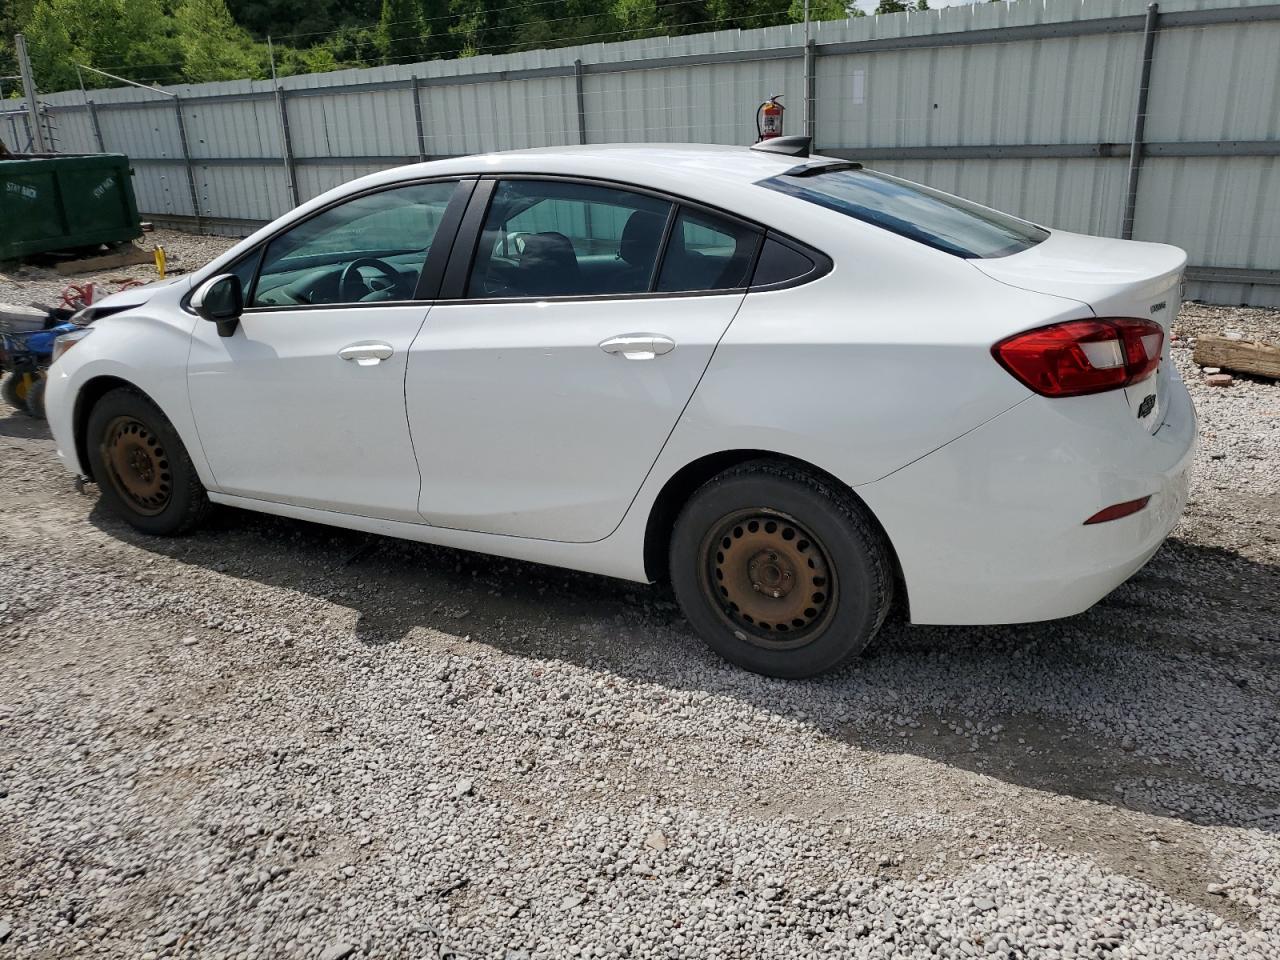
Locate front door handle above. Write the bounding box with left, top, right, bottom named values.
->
left=339, top=341, right=394, bottom=366
left=599, top=334, right=676, bottom=360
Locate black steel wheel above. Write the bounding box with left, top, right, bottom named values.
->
left=700, top=509, right=837, bottom=650
left=99, top=414, right=173, bottom=516
left=87, top=387, right=211, bottom=536
left=670, top=460, right=893, bottom=678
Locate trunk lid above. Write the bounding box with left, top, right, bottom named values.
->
left=973, top=230, right=1186, bottom=433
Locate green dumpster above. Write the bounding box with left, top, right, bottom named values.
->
left=0, top=153, right=142, bottom=260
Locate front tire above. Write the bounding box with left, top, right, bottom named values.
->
left=669, top=460, right=893, bottom=679
left=87, top=387, right=210, bottom=536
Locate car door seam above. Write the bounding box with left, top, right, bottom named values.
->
left=591, top=290, right=751, bottom=544
left=182, top=309, right=224, bottom=491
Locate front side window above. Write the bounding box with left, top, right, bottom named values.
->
left=225, top=248, right=262, bottom=297
left=467, top=180, right=672, bottom=298
left=759, top=167, right=1048, bottom=259
left=655, top=209, right=760, bottom=293
left=250, top=180, right=457, bottom=307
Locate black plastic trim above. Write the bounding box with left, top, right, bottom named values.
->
left=747, top=232, right=833, bottom=292
left=434, top=288, right=752, bottom=307
left=237, top=300, right=434, bottom=315
left=440, top=178, right=496, bottom=300
left=646, top=205, right=681, bottom=292
left=414, top=178, right=477, bottom=301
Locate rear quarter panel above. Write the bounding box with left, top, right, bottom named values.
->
left=649, top=231, right=1092, bottom=491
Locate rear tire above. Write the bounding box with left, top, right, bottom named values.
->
left=669, top=460, right=892, bottom=679
left=87, top=387, right=210, bottom=536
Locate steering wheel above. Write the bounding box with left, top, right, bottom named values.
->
left=339, top=257, right=404, bottom=302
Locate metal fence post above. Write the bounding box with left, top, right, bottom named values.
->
left=86, top=99, right=106, bottom=152
left=804, top=39, right=817, bottom=142
left=574, top=59, right=587, bottom=146
left=275, top=86, right=299, bottom=208
left=410, top=76, right=427, bottom=161
left=1122, top=2, right=1160, bottom=240
left=15, top=33, right=48, bottom=153
left=172, top=96, right=202, bottom=222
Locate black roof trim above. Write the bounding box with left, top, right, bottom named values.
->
left=780, top=159, right=864, bottom=177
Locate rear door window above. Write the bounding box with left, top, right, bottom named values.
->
left=759, top=167, right=1048, bottom=259
left=655, top=208, right=760, bottom=293
left=467, top=180, right=672, bottom=298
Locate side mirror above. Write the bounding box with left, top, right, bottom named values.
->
left=192, top=273, right=243, bottom=338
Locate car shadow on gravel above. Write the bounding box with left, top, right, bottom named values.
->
left=90, top=500, right=1280, bottom=834
left=0, top=410, right=50, bottom=440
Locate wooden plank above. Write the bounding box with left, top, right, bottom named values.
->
left=1193, top=335, right=1280, bottom=380
left=54, top=245, right=152, bottom=276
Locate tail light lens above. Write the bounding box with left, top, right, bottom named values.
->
left=992, top=318, right=1163, bottom=398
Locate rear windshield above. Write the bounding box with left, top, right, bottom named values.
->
left=759, top=167, right=1048, bottom=259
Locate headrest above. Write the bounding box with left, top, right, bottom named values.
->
left=620, top=210, right=669, bottom=266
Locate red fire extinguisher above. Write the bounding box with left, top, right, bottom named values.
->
left=757, top=95, right=784, bottom=141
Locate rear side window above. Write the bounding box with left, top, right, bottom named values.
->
left=759, top=168, right=1048, bottom=259
left=751, top=237, right=816, bottom=287
left=655, top=208, right=760, bottom=293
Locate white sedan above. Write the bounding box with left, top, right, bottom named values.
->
left=45, top=140, right=1196, bottom=678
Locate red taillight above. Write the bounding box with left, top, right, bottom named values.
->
left=1083, top=495, right=1151, bottom=525
left=992, top=318, right=1163, bottom=398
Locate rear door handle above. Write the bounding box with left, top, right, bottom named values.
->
left=339, top=341, right=394, bottom=366
left=599, top=334, right=676, bottom=360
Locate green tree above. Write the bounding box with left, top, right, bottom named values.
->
left=227, top=0, right=382, bottom=41
left=175, top=0, right=265, bottom=82
left=448, top=0, right=524, bottom=57
left=874, top=0, right=906, bottom=12
left=378, top=0, right=425, bottom=63
left=511, top=0, right=620, bottom=52
left=1, top=0, right=40, bottom=88
left=23, top=0, right=182, bottom=90
left=652, top=0, right=711, bottom=35
left=787, top=0, right=863, bottom=21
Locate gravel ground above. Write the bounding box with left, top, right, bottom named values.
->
left=0, top=230, right=233, bottom=309
left=1, top=238, right=1279, bottom=958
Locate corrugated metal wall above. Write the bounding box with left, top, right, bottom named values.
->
left=5, top=0, right=1278, bottom=306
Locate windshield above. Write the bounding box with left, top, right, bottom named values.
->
left=759, top=167, right=1048, bottom=259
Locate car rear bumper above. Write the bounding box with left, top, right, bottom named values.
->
left=857, top=372, right=1197, bottom=625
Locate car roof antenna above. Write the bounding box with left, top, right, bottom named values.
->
left=750, top=136, right=812, bottom=157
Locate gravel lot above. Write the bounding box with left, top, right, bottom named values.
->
left=1, top=238, right=1278, bottom=958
